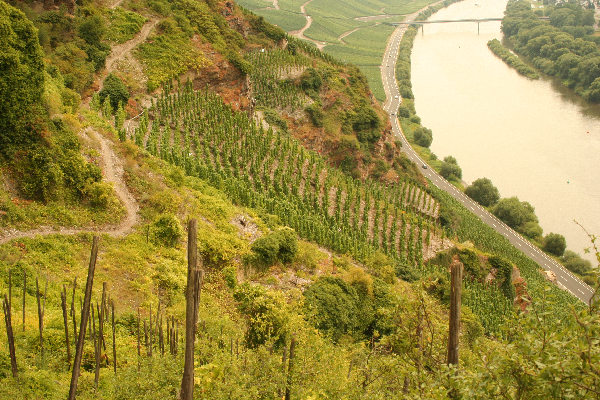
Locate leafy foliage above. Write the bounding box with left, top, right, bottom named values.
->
left=465, top=177, right=500, bottom=207
left=440, top=155, right=462, bottom=181
left=493, top=196, right=543, bottom=240
left=233, top=283, right=289, bottom=348
left=99, top=73, right=130, bottom=111
left=542, top=232, right=567, bottom=257
left=0, top=1, right=46, bottom=155
left=250, top=227, right=298, bottom=267
left=152, top=213, right=183, bottom=247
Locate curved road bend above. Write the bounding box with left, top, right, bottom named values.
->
left=380, top=14, right=595, bottom=305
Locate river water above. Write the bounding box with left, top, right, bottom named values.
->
left=410, top=0, right=600, bottom=261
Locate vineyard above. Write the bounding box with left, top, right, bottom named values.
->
left=118, top=81, right=442, bottom=272
left=104, top=65, right=552, bottom=334
left=245, top=49, right=311, bottom=111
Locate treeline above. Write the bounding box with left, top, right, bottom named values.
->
left=501, top=0, right=600, bottom=101
left=487, top=38, right=539, bottom=79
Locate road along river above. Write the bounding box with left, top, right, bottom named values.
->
left=410, top=0, right=600, bottom=266
left=381, top=0, right=595, bottom=304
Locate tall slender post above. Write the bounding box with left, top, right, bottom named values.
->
left=68, top=236, right=99, bottom=400
left=3, top=295, right=17, bottom=378
left=180, top=219, right=204, bottom=400
left=447, top=257, right=463, bottom=366
left=22, top=272, right=26, bottom=331
left=285, top=335, right=296, bottom=400
left=71, top=278, right=77, bottom=342
left=35, top=277, right=43, bottom=358
left=99, top=282, right=106, bottom=352
left=8, top=269, right=11, bottom=310
left=61, top=286, right=71, bottom=366
left=92, top=306, right=100, bottom=389
left=136, top=307, right=140, bottom=371
left=111, top=301, right=116, bottom=374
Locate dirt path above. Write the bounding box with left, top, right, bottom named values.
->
left=0, top=8, right=154, bottom=245
left=100, top=18, right=158, bottom=91
left=288, top=0, right=326, bottom=50
left=0, top=127, right=139, bottom=245
left=337, top=27, right=361, bottom=44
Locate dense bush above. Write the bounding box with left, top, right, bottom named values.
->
left=413, top=126, right=433, bottom=148
left=233, top=283, right=289, bottom=348
left=99, top=73, right=130, bottom=113
left=465, top=177, right=500, bottom=207
left=542, top=232, right=567, bottom=257
left=0, top=1, right=46, bottom=156
left=440, top=155, right=462, bottom=181
left=493, top=196, right=543, bottom=240
left=303, top=276, right=359, bottom=342
left=250, top=227, right=298, bottom=267
left=152, top=213, right=183, bottom=247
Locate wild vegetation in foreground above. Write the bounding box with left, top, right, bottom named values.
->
left=0, top=0, right=599, bottom=398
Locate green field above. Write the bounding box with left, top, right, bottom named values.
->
left=236, top=0, right=272, bottom=11
left=253, top=8, right=306, bottom=31
left=238, top=0, right=438, bottom=103
left=324, top=21, right=404, bottom=101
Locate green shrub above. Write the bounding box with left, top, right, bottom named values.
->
left=250, top=227, right=298, bottom=267
left=413, top=126, right=432, bottom=148
left=152, top=213, right=183, bottom=247
left=99, top=73, right=130, bottom=112
left=233, top=283, right=288, bottom=348
left=398, top=105, right=411, bottom=118
left=305, top=102, right=324, bottom=127
left=303, top=276, right=359, bottom=342
left=84, top=181, right=118, bottom=209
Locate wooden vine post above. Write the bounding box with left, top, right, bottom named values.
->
left=61, top=285, right=71, bottom=366
left=179, top=219, right=204, bottom=400
left=112, top=301, right=116, bottom=374
left=2, top=294, right=17, bottom=378
left=284, top=334, right=297, bottom=400
left=447, top=256, right=463, bottom=367
left=68, top=236, right=99, bottom=400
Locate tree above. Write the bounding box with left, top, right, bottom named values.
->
left=560, top=250, right=592, bottom=276
left=493, top=196, right=541, bottom=238
left=0, top=1, right=46, bottom=155
left=413, top=126, right=433, bottom=148
left=99, top=74, right=130, bottom=112
left=303, top=276, right=358, bottom=342
left=465, top=177, right=500, bottom=207
left=78, top=15, right=106, bottom=47
left=398, top=105, right=411, bottom=118
left=542, top=233, right=567, bottom=257
left=250, top=227, right=298, bottom=266
left=440, top=156, right=462, bottom=181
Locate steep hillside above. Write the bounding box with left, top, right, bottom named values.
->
left=0, top=0, right=598, bottom=398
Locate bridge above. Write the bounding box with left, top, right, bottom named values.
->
left=388, top=16, right=548, bottom=25
left=387, top=16, right=548, bottom=33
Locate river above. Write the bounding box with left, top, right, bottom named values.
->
left=410, top=0, right=600, bottom=262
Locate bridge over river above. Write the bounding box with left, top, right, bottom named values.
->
left=388, top=16, right=548, bottom=33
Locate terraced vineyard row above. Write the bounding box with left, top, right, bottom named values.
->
left=117, top=79, right=533, bottom=335
left=126, top=83, right=441, bottom=269
left=246, top=49, right=311, bottom=111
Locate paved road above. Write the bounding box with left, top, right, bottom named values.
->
left=380, top=15, right=595, bottom=305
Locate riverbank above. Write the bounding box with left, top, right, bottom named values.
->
left=408, top=0, right=600, bottom=270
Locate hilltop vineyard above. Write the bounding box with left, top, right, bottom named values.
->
left=127, top=82, right=443, bottom=268
left=245, top=49, right=311, bottom=111
left=120, top=79, right=529, bottom=335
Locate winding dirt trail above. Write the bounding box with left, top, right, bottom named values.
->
left=99, top=17, right=158, bottom=92
left=288, top=0, right=325, bottom=50
left=0, top=10, right=156, bottom=245
left=0, top=128, right=139, bottom=245
left=337, top=27, right=361, bottom=44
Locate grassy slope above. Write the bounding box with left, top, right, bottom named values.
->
left=0, top=0, right=591, bottom=397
